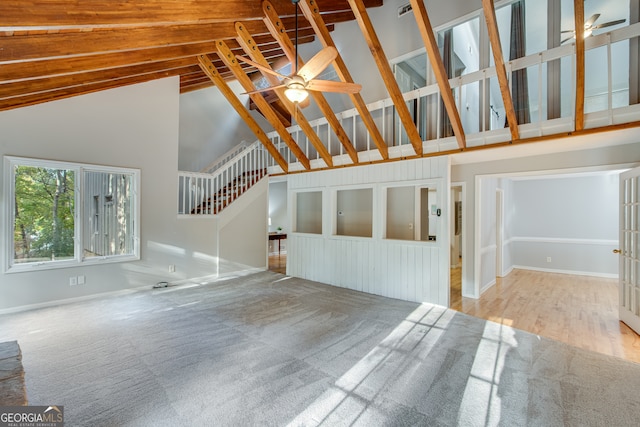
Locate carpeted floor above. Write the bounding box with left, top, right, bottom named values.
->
left=1, top=271, right=639, bottom=426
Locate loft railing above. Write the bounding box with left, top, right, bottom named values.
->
left=261, top=22, right=640, bottom=174
left=178, top=140, right=267, bottom=216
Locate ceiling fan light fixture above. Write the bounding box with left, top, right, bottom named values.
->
left=285, top=84, right=309, bottom=103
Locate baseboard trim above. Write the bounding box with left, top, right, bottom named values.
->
left=0, top=286, right=149, bottom=316
left=480, top=279, right=497, bottom=294
left=498, top=266, right=514, bottom=278
left=0, top=268, right=267, bottom=315
left=512, top=265, right=618, bottom=279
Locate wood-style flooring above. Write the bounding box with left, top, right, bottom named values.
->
left=450, top=264, right=640, bottom=364
left=272, top=254, right=640, bottom=364
left=268, top=253, right=286, bottom=274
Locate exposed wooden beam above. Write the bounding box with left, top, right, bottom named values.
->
left=0, top=60, right=199, bottom=100
left=0, top=1, right=382, bottom=27
left=347, top=0, right=423, bottom=156
left=482, top=0, right=520, bottom=141
left=197, top=53, right=289, bottom=173
left=0, top=36, right=308, bottom=84
left=216, top=39, right=310, bottom=170
left=262, top=0, right=359, bottom=164
left=574, top=0, right=585, bottom=131
left=0, top=23, right=324, bottom=63
left=235, top=21, right=333, bottom=168
left=0, top=71, right=176, bottom=111
left=298, top=0, right=388, bottom=160
left=409, top=0, right=466, bottom=149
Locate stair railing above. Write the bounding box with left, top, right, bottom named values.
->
left=178, top=140, right=267, bottom=216
left=199, top=140, right=251, bottom=174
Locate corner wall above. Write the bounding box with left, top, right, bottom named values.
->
left=0, top=78, right=220, bottom=311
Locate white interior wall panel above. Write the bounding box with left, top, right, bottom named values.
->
left=288, top=157, right=450, bottom=306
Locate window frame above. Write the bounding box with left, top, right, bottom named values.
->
left=4, top=156, right=140, bottom=273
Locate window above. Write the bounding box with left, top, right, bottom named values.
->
left=385, top=185, right=439, bottom=242
left=295, top=191, right=322, bottom=234
left=336, top=188, right=373, bottom=238
left=5, top=156, right=140, bottom=272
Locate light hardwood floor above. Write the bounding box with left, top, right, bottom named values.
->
left=450, top=265, right=640, bottom=364
left=271, top=254, right=640, bottom=364
left=268, top=252, right=286, bottom=274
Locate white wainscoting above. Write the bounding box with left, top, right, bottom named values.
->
left=287, top=157, right=450, bottom=306
left=288, top=235, right=445, bottom=304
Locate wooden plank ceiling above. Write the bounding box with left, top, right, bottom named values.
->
left=0, top=0, right=382, bottom=111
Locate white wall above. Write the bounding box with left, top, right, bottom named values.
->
left=476, top=177, right=498, bottom=293
left=218, top=178, right=269, bottom=274
left=510, top=173, right=619, bottom=276
left=178, top=82, right=273, bottom=172
left=0, top=78, right=266, bottom=312
left=288, top=156, right=450, bottom=306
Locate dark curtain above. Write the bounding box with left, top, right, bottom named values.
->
left=440, top=29, right=454, bottom=137
left=510, top=0, right=530, bottom=124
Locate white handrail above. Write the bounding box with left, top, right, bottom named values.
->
left=199, top=140, right=251, bottom=174
left=178, top=141, right=267, bottom=216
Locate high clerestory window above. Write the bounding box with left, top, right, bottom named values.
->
left=4, top=156, right=140, bottom=272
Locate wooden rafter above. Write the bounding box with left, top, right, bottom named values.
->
left=0, top=71, right=178, bottom=112
left=1, top=1, right=382, bottom=27
left=197, top=54, right=289, bottom=173
left=409, top=0, right=466, bottom=149
left=215, top=39, right=310, bottom=170
left=298, top=0, right=389, bottom=160
left=347, top=0, right=423, bottom=156
left=262, top=0, right=359, bottom=164
left=574, top=0, right=585, bottom=131
left=482, top=0, right=520, bottom=141
left=235, top=22, right=333, bottom=168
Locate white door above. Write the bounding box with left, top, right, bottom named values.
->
left=619, top=166, right=640, bottom=335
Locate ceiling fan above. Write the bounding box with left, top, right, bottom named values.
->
left=561, top=13, right=626, bottom=44
left=236, top=0, right=361, bottom=106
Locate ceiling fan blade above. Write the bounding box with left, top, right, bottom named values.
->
left=591, top=19, right=626, bottom=30
left=561, top=29, right=575, bottom=33
left=306, top=80, right=362, bottom=94
left=297, top=46, right=338, bottom=82
left=241, top=84, right=287, bottom=96
left=236, top=55, right=289, bottom=80
left=584, top=13, right=600, bottom=28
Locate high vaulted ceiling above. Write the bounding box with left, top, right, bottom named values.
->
left=0, top=0, right=383, bottom=112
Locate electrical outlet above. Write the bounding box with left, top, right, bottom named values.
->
left=169, top=264, right=176, bottom=273
left=69, top=276, right=77, bottom=286
left=77, top=275, right=85, bottom=285
left=546, top=257, right=552, bottom=263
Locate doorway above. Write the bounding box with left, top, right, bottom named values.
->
left=450, top=184, right=463, bottom=307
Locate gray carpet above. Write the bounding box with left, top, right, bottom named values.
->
left=1, top=271, right=639, bottom=426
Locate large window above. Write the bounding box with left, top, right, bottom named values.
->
left=5, top=157, right=140, bottom=272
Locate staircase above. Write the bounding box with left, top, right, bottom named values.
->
left=178, top=141, right=268, bottom=216
left=190, top=169, right=267, bottom=214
